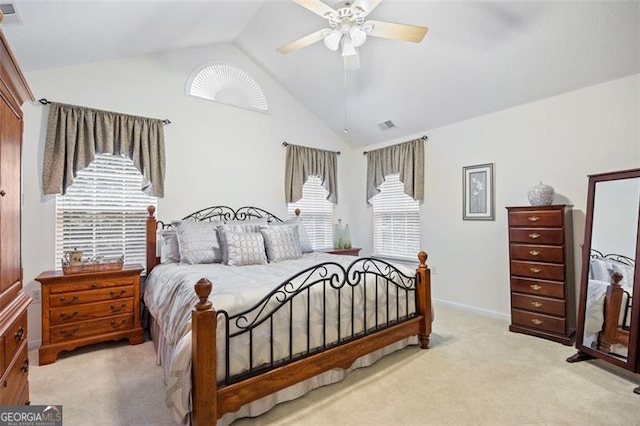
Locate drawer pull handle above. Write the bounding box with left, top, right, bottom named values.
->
left=528, top=233, right=540, bottom=239
left=91, top=283, right=99, bottom=288
left=110, top=290, right=127, bottom=298
left=110, top=303, right=127, bottom=312
left=20, top=359, right=29, bottom=374
left=527, top=216, right=540, bottom=222
left=14, top=327, right=25, bottom=342
left=60, top=326, right=80, bottom=337
left=111, top=319, right=128, bottom=328
left=530, top=267, right=542, bottom=274
left=531, top=318, right=544, bottom=326
left=529, top=250, right=540, bottom=256
left=531, top=302, right=543, bottom=308
left=60, top=310, right=79, bottom=319
left=59, top=295, right=79, bottom=304
left=530, top=284, right=542, bottom=291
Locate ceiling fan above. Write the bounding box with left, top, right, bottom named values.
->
left=277, top=0, right=428, bottom=58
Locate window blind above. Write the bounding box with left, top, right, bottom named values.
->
left=371, top=174, right=420, bottom=260
left=55, top=154, right=157, bottom=272
left=288, top=175, right=334, bottom=249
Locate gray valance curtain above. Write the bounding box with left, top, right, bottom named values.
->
left=284, top=143, right=338, bottom=204
left=366, top=138, right=424, bottom=203
left=42, top=102, right=166, bottom=197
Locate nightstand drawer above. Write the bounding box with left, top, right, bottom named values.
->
left=511, top=309, right=566, bottom=334
left=510, top=277, right=565, bottom=298
left=4, top=312, right=27, bottom=370
left=510, top=260, right=564, bottom=281
left=509, top=244, right=564, bottom=263
left=50, top=314, right=134, bottom=343
left=511, top=293, right=565, bottom=317
left=49, top=285, right=134, bottom=307
left=50, top=299, right=134, bottom=326
left=48, top=277, right=137, bottom=294
left=509, top=228, right=563, bottom=245
left=508, top=210, right=563, bottom=227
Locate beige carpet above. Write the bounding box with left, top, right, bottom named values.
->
left=29, top=304, right=640, bottom=425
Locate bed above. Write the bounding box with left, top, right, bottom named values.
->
left=584, top=249, right=635, bottom=357
left=143, top=205, right=432, bottom=425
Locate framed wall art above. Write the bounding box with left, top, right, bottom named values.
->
left=463, top=163, right=494, bottom=220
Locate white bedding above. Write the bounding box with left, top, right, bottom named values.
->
left=144, top=252, right=419, bottom=425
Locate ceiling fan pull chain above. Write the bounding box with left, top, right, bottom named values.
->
left=343, top=58, right=349, bottom=133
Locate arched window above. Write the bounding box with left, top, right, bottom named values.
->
left=186, top=62, right=268, bottom=113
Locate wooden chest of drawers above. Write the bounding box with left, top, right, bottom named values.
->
left=36, top=264, right=145, bottom=365
left=0, top=300, right=31, bottom=405
left=506, top=205, right=575, bottom=345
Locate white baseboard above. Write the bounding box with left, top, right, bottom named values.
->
left=28, top=339, right=41, bottom=351
left=433, top=298, right=510, bottom=322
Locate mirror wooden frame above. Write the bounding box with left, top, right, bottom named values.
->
left=566, top=168, right=640, bottom=394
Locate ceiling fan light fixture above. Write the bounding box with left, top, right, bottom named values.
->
left=341, top=38, right=358, bottom=57
left=324, top=30, right=342, bottom=51
left=349, top=26, right=367, bottom=47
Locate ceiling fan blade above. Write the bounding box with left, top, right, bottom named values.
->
left=277, top=29, right=328, bottom=54
left=293, top=0, right=336, bottom=19
left=351, top=0, right=383, bottom=17
left=366, top=20, right=428, bottom=43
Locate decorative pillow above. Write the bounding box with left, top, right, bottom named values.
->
left=610, top=262, right=635, bottom=288
left=176, top=220, right=224, bottom=264
left=274, top=217, right=313, bottom=253
left=589, top=258, right=612, bottom=282
left=220, top=230, right=268, bottom=266
left=158, top=229, right=180, bottom=264
left=218, top=223, right=265, bottom=264
left=260, top=225, right=303, bottom=263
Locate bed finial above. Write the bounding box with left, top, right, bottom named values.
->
left=611, top=271, right=623, bottom=286
left=418, top=251, right=428, bottom=267
left=295, top=208, right=301, bottom=217
left=195, top=278, right=213, bottom=311
left=147, top=205, right=156, bottom=217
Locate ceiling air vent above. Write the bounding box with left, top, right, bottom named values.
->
left=0, top=3, right=22, bottom=25
left=378, top=120, right=397, bottom=131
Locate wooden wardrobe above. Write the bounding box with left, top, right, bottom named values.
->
left=0, top=28, right=34, bottom=404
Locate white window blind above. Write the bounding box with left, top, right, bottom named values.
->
left=55, top=154, right=157, bottom=272
left=371, top=174, right=420, bottom=260
left=288, top=175, right=334, bottom=250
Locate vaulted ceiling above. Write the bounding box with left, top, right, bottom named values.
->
left=3, top=1, right=639, bottom=148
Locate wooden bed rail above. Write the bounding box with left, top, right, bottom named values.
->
left=190, top=251, right=432, bottom=426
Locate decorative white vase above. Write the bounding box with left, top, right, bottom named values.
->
left=527, top=182, right=555, bottom=206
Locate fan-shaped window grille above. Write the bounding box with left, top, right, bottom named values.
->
left=188, top=63, right=268, bottom=113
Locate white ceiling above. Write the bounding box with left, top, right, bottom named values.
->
left=3, top=1, right=639, bottom=149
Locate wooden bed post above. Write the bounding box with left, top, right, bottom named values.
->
left=599, top=272, right=626, bottom=353
left=146, top=205, right=158, bottom=275
left=192, top=278, right=217, bottom=426
left=416, top=250, right=432, bottom=349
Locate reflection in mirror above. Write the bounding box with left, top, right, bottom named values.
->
left=583, top=177, right=640, bottom=360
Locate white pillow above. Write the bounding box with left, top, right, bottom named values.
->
left=260, top=225, right=303, bottom=263
left=220, top=229, right=268, bottom=266
left=158, top=229, right=180, bottom=264
left=610, top=262, right=635, bottom=288
left=218, top=223, right=264, bottom=264
left=176, top=220, right=224, bottom=264
left=589, top=258, right=612, bottom=282
left=272, top=217, right=313, bottom=253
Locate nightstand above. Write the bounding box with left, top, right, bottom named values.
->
left=36, top=264, right=145, bottom=365
left=322, top=248, right=361, bottom=256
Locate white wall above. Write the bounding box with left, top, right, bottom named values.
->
left=351, top=74, right=640, bottom=319
left=20, top=42, right=639, bottom=346
left=21, top=42, right=356, bottom=348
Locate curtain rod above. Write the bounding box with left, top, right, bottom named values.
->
left=282, top=141, right=341, bottom=155
left=38, top=98, right=171, bottom=125
left=362, top=135, right=428, bottom=155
